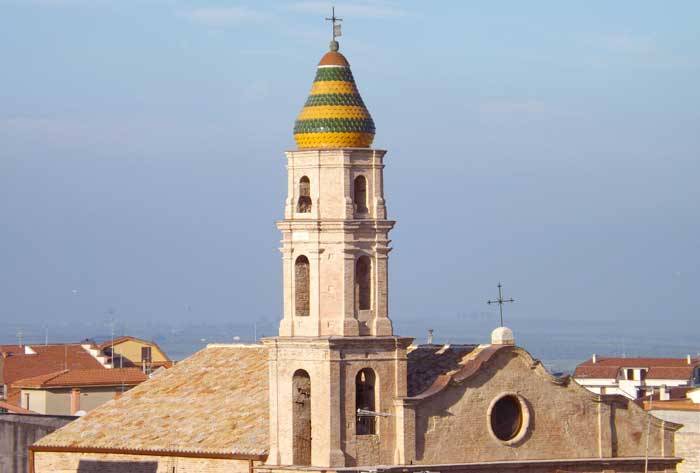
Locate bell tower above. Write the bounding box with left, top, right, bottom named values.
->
left=264, top=33, right=413, bottom=469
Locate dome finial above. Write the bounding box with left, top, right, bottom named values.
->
left=325, top=6, right=343, bottom=51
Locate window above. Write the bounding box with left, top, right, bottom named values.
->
left=354, top=175, right=368, bottom=215
left=489, top=395, right=523, bottom=441
left=295, top=256, right=310, bottom=316
left=141, top=346, right=152, bottom=363
left=297, top=176, right=312, bottom=213
left=355, top=256, right=371, bottom=311
left=293, top=369, right=311, bottom=465
left=626, top=368, right=635, bottom=380
left=356, top=368, right=376, bottom=435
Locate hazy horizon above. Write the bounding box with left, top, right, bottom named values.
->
left=2, top=1, right=699, bottom=356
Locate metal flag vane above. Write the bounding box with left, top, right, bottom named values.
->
left=487, top=282, right=515, bottom=327
left=325, top=6, right=343, bottom=44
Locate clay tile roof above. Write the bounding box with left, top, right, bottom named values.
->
left=572, top=365, right=620, bottom=379
left=407, top=344, right=477, bottom=396
left=0, top=345, right=24, bottom=355
left=0, top=399, right=35, bottom=414
left=574, top=356, right=700, bottom=379
left=643, top=399, right=700, bottom=412
left=13, top=368, right=147, bottom=388
left=35, top=344, right=269, bottom=457
left=2, top=344, right=105, bottom=406
left=646, top=366, right=695, bottom=380
left=318, top=51, right=350, bottom=67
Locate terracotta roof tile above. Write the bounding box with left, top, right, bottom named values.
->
left=0, top=399, right=35, bottom=414
left=13, top=368, right=147, bottom=388
left=318, top=51, right=350, bottom=67
left=0, top=345, right=24, bottom=355
left=646, top=366, right=695, bottom=380
left=2, top=344, right=105, bottom=406
left=407, top=344, right=477, bottom=396
left=574, top=356, right=700, bottom=379
left=36, top=344, right=269, bottom=456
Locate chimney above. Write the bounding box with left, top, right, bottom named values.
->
left=70, top=388, right=81, bottom=415
left=592, top=354, right=597, bottom=364
left=687, top=354, right=692, bottom=365
left=427, top=329, right=434, bottom=345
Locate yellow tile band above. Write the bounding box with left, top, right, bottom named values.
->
left=296, top=105, right=371, bottom=120
left=294, top=132, right=374, bottom=149
left=309, top=81, right=358, bottom=95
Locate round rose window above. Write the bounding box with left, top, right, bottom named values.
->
left=489, top=395, right=524, bottom=442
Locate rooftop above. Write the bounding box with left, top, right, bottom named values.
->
left=1, top=344, right=105, bottom=405
left=574, top=356, right=700, bottom=379
left=36, top=344, right=269, bottom=457
left=406, top=344, right=478, bottom=396
left=13, top=368, right=147, bottom=389
left=293, top=43, right=375, bottom=150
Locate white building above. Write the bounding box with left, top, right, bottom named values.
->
left=574, top=355, right=700, bottom=399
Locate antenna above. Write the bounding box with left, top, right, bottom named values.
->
left=17, top=328, right=24, bottom=348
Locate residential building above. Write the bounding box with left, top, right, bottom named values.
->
left=574, top=355, right=700, bottom=399
left=31, top=35, right=681, bottom=473
left=95, top=336, right=172, bottom=373
left=0, top=338, right=170, bottom=410
left=643, top=387, right=700, bottom=473
left=13, top=368, right=147, bottom=415
left=1, top=344, right=106, bottom=407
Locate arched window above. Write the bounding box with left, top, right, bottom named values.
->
left=292, top=369, right=311, bottom=465
left=295, top=256, right=310, bottom=316
left=297, top=176, right=312, bottom=213
left=354, top=175, right=368, bottom=215
left=355, top=256, right=371, bottom=311
left=356, top=368, right=376, bottom=435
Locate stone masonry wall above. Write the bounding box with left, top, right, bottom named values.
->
left=650, top=409, right=700, bottom=473
left=413, top=349, right=670, bottom=464
left=33, top=451, right=256, bottom=473
left=0, top=414, right=75, bottom=473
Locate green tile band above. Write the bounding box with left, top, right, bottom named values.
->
left=294, top=118, right=376, bottom=134
left=313, top=67, right=355, bottom=82
left=304, top=94, right=366, bottom=107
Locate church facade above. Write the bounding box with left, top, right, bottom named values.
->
left=30, top=36, right=682, bottom=473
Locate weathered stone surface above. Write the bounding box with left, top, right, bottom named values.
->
left=0, top=414, right=74, bottom=473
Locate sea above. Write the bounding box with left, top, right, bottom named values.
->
left=1, top=316, right=697, bottom=375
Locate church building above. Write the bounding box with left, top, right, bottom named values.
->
left=30, top=29, right=682, bottom=473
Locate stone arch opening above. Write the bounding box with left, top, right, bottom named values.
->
left=355, top=256, right=372, bottom=311
left=487, top=393, right=530, bottom=444
left=355, top=368, right=377, bottom=435
left=295, top=255, right=310, bottom=316
left=354, top=175, right=368, bottom=215
left=297, top=176, right=312, bottom=213
left=292, top=369, right=311, bottom=465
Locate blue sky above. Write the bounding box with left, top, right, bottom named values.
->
left=1, top=1, right=699, bottom=346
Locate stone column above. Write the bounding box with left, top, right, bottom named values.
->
left=278, top=246, right=294, bottom=336
left=372, top=249, right=392, bottom=336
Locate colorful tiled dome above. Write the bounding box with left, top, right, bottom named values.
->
left=293, top=43, right=375, bottom=149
